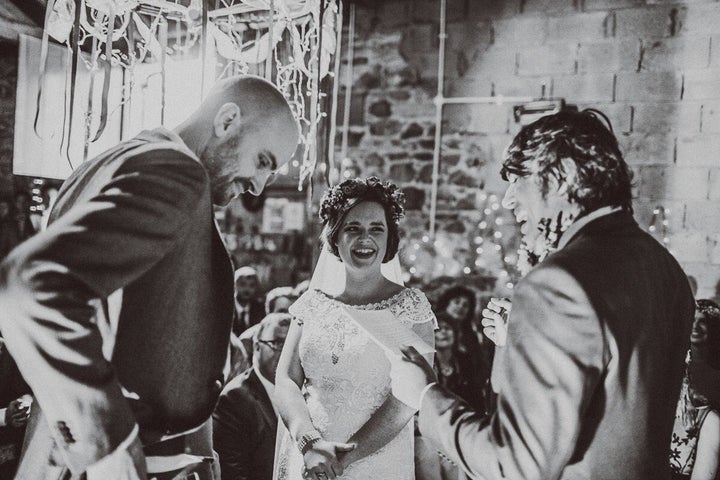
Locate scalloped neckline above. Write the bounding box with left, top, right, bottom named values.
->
left=314, top=287, right=410, bottom=310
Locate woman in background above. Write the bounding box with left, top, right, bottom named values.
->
left=669, top=300, right=720, bottom=480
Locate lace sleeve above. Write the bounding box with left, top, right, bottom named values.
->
left=405, top=288, right=438, bottom=328
left=288, top=289, right=321, bottom=327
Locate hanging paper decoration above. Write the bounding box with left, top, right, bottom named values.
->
left=36, top=0, right=340, bottom=185
left=209, top=0, right=339, bottom=187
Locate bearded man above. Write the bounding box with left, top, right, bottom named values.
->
left=392, top=109, right=695, bottom=480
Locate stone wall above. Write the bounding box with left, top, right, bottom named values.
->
left=338, top=0, right=720, bottom=298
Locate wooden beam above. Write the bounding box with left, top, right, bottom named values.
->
left=6, top=0, right=46, bottom=27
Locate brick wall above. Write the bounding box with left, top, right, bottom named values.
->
left=340, top=0, right=720, bottom=298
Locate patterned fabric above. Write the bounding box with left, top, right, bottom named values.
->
left=669, top=406, right=713, bottom=477
left=275, top=288, right=436, bottom=480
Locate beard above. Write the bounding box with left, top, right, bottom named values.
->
left=516, top=211, right=576, bottom=276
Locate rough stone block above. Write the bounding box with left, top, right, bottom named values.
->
left=615, top=71, right=683, bottom=102
left=577, top=40, right=641, bottom=73
left=522, top=0, right=577, bottom=15
left=517, top=43, right=578, bottom=76
left=547, top=11, right=613, bottom=42
left=492, top=16, right=548, bottom=47
left=632, top=102, right=702, bottom=134
left=676, top=135, right=720, bottom=167
left=389, top=162, right=416, bottom=183
left=615, top=6, right=685, bottom=38
left=552, top=73, right=615, bottom=103
left=618, top=133, right=676, bottom=165
left=399, top=24, right=438, bottom=62
left=446, top=20, right=493, bottom=52
left=683, top=69, right=720, bottom=100
left=680, top=4, right=720, bottom=35
left=640, top=37, right=711, bottom=71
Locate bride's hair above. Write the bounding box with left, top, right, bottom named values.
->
left=319, top=176, right=405, bottom=263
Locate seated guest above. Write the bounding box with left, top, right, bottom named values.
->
left=265, top=286, right=297, bottom=314
left=213, top=313, right=291, bottom=480
left=233, top=266, right=265, bottom=336
left=690, top=300, right=720, bottom=409
left=670, top=312, right=720, bottom=480
left=231, top=287, right=298, bottom=378
left=0, top=338, right=32, bottom=479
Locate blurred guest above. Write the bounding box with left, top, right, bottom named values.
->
left=265, top=286, right=298, bottom=314
left=0, top=338, right=32, bottom=479
left=213, top=313, right=291, bottom=480
left=12, top=192, right=35, bottom=242
left=233, top=266, right=265, bottom=336
left=690, top=300, right=720, bottom=409
left=433, top=313, right=484, bottom=411
left=437, top=285, right=494, bottom=409
left=669, top=351, right=720, bottom=479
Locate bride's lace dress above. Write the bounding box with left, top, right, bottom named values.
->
left=274, top=287, right=436, bottom=480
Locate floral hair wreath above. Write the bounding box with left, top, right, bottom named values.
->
left=319, top=177, right=405, bottom=225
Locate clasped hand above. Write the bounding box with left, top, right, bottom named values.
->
left=303, top=439, right=355, bottom=480
left=5, top=396, right=31, bottom=428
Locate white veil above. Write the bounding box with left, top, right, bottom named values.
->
left=307, top=246, right=405, bottom=296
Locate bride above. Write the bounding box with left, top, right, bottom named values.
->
left=273, top=177, right=436, bottom=480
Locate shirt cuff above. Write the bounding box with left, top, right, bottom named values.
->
left=0, top=408, right=6, bottom=427
left=85, top=424, right=140, bottom=480
left=418, top=382, right=437, bottom=409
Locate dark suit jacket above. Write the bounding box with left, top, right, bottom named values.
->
left=0, top=128, right=234, bottom=477
left=213, top=368, right=278, bottom=480
left=233, top=298, right=266, bottom=336
left=0, top=338, right=30, bottom=478
left=419, top=210, right=694, bottom=480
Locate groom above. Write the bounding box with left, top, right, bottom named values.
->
left=392, top=109, right=694, bottom=479
left=0, top=75, right=298, bottom=479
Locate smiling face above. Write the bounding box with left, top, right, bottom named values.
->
left=435, top=319, right=456, bottom=350
left=446, top=296, right=471, bottom=321
left=202, top=118, right=297, bottom=206
left=691, top=311, right=710, bottom=346
left=336, top=201, right=389, bottom=272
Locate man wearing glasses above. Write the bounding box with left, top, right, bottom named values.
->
left=213, top=313, right=291, bottom=480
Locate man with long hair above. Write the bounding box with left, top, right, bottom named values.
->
left=393, top=109, right=695, bottom=480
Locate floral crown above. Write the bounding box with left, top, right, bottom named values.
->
left=319, top=177, right=405, bottom=225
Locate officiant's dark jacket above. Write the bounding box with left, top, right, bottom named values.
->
left=419, top=209, right=694, bottom=480
left=213, top=368, right=278, bottom=480
left=0, top=128, right=234, bottom=478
